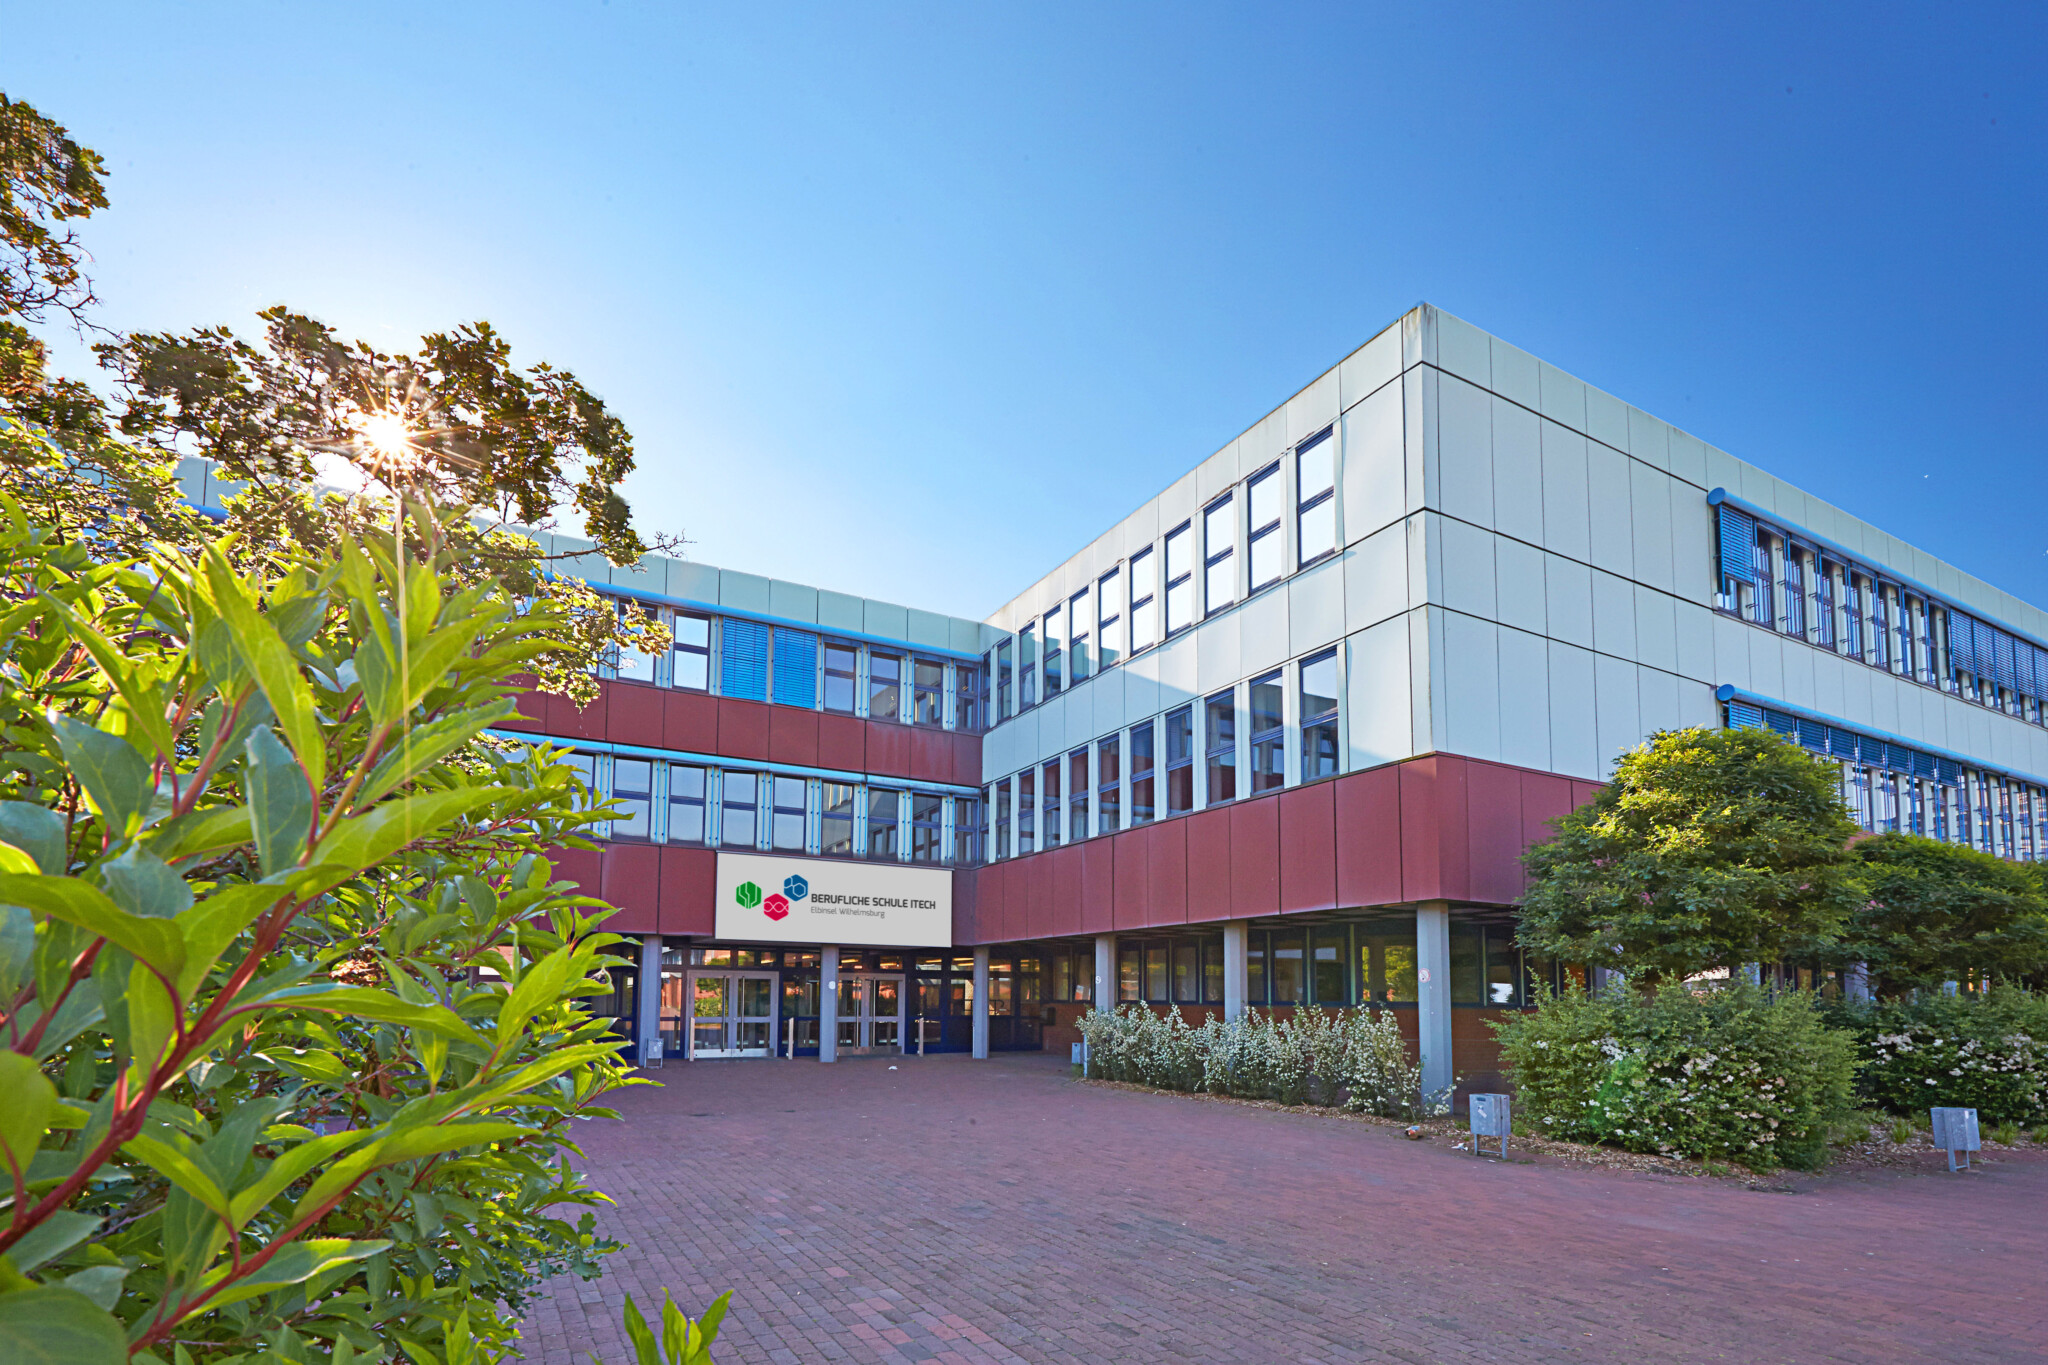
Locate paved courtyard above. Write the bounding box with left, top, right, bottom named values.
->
left=519, top=1053, right=2047, bottom=1364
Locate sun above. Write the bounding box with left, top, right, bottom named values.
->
left=349, top=408, right=415, bottom=463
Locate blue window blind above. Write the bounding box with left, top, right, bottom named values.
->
left=1764, top=711, right=1797, bottom=738
left=772, top=628, right=818, bottom=708
left=1936, top=758, right=1961, bottom=785
left=1727, top=700, right=1764, bottom=729
left=1732, top=698, right=1962, bottom=787
left=1796, top=717, right=1827, bottom=751
left=1828, top=727, right=1860, bottom=761
left=1995, top=631, right=2018, bottom=692
left=1716, top=505, right=1756, bottom=587
left=721, top=618, right=769, bottom=701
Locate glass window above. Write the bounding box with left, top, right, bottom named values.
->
left=955, top=661, right=986, bottom=731
left=1173, top=942, right=1201, bottom=1003
left=1359, top=928, right=1417, bottom=1004
left=1097, top=734, right=1122, bottom=835
left=667, top=764, right=707, bottom=843
left=867, top=788, right=900, bottom=859
left=821, top=781, right=856, bottom=855
left=1203, top=496, right=1235, bottom=615
left=1205, top=689, right=1236, bottom=805
left=1247, top=463, right=1282, bottom=592
left=771, top=775, right=807, bottom=851
left=869, top=652, right=903, bottom=722
left=1019, top=624, right=1037, bottom=708
left=614, top=600, right=660, bottom=683
left=672, top=612, right=712, bottom=690
left=1097, top=567, right=1123, bottom=669
left=1017, top=768, right=1036, bottom=853
left=1451, top=925, right=1484, bottom=1004
left=823, top=640, right=859, bottom=713
left=1165, top=705, right=1194, bottom=815
left=1118, top=947, right=1140, bottom=1002
left=1144, top=945, right=1169, bottom=1002
left=561, top=751, right=601, bottom=813
left=952, top=795, right=982, bottom=864
left=1041, top=759, right=1062, bottom=848
left=610, top=758, right=652, bottom=839
left=1203, top=936, right=1224, bottom=1003
left=1484, top=926, right=1520, bottom=1006
left=721, top=771, right=759, bottom=848
left=1250, top=669, right=1284, bottom=794
left=1270, top=933, right=1304, bottom=1005
left=913, top=658, right=945, bottom=726
left=994, top=778, right=1012, bottom=859
left=1247, top=932, right=1268, bottom=1003
left=1074, top=946, right=1094, bottom=1002
left=1300, top=649, right=1340, bottom=780
left=772, top=628, right=818, bottom=708
left=995, top=640, right=1013, bottom=719
left=911, top=792, right=943, bottom=862
left=1311, top=928, right=1348, bottom=1005
left=1068, top=589, right=1092, bottom=683
left=1131, top=547, right=1160, bottom=651
left=1164, top=524, right=1194, bottom=635
left=1069, top=748, right=1089, bottom=843
left=1051, top=953, right=1072, bottom=1003
left=1129, top=721, right=1156, bottom=825
left=1296, top=428, right=1336, bottom=566
left=1043, top=604, right=1063, bottom=698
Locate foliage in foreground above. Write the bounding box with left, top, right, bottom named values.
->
left=613, top=1290, right=730, bottom=1365
left=1837, top=833, right=2048, bottom=994
left=1076, top=1005, right=1450, bottom=1118
left=1492, top=981, right=1858, bottom=1170
left=1831, top=987, right=2048, bottom=1126
left=0, top=501, right=639, bottom=1364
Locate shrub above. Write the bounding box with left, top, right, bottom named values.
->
left=1494, top=981, right=1859, bottom=1169
left=1834, top=986, right=2048, bottom=1126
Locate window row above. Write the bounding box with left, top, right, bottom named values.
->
left=601, top=597, right=988, bottom=731
left=1717, top=505, right=2048, bottom=729
left=987, top=427, right=1340, bottom=724
left=987, top=649, right=1340, bottom=858
left=562, top=753, right=984, bottom=863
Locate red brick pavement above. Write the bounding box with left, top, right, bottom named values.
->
left=518, top=1053, right=2048, bottom=1364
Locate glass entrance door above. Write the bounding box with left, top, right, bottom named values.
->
left=835, top=973, right=906, bottom=1054
left=686, top=971, right=778, bottom=1059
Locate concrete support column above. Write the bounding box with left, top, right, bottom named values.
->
left=1093, top=934, right=1117, bottom=1013
left=1416, top=901, right=1453, bottom=1104
left=635, top=935, right=664, bottom=1066
left=819, top=946, right=840, bottom=1064
left=972, top=947, right=991, bottom=1059
left=1222, top=920, right=1249, bottom=1022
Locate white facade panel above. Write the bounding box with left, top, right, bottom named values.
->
left=1591, top=570, right=1638, bottom=660
left=1155, top=630, right=1197, bottom=711
left=1633, top=586, right=1678, bottom=675
left=1593, top=652, right=1642, bottom=778
left=1584, top=441, right=1635, bottom=578
left=1498, top=626, right=1552, bottom=772
left=771, top=579, right=820, bottom=624
left=1239, top=588, right=1289, bottom=675
left=1544, top=554, right=1595, bottom=651
left=1674, top=600, right=1716, bottom=684
left=1344, top=522, right=1409, bottom=630
left=1347, top=615, right=1415, bottom=770
left=1638, top=666, right=1682, bottom=739
left=1091, top=665, right=1126, bottom=743
left=1341, top=380, right=1405, bottom=542
left=1442, top=612, right=1502, bottom=763
left=1339, top=325, right=1401, bottom=411
left=1629, top=463, right=1676, bottom=594
left=1678, top=678, right=1721, bottom=731
left=1436, top=311, right=1491, bottom=387
left=1439, top=516, right=1498, bottom=621
left=1538, top=359, right=1587, bottom=432
left=1193, top=612, right=1240, bottom=695
left=1710, top=613, right=1752, bottom=691
left=1547, top=641, right=1600, bottom=781
left=1124, top=647, right=1162, bottom=723
left=1539, top=421, right=1592, bottom=562
left=1491, top=395, right=1545, bottom=548
left=1584, top=385, right=1629, bottom=452
left=1495, top=537, right=1548, bottom=636
left=1288, top=554, right=1347, bottom=655
left=1490, top=337, right=1540, bottom=409
left=1436, top=374, right=1495, bottom=531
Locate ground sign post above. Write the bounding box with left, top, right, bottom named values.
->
left=1469, top=1093, right=1510, bottom=1158
left=1930, top=1107, right=1981, bottom=1173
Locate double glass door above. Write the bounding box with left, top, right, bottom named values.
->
left=835, top=973, right=905, bottom=1054
left=688, top=971, right=778, bottom=1059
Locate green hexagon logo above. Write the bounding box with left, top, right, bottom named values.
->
left=734, top=880, right=763, bottom=909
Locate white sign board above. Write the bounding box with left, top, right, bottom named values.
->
left=713, top=853, right=953, bottom=948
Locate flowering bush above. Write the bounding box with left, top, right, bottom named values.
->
left=1076, top=1005, right=1449, bottom=1117
left=1835, top=987, right=2048, bottom=1125
left=1493, top=981, right=1858, bottom=1169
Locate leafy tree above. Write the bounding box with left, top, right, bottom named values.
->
left=0, top=495, right=641, bottom=1363
left=1519, top=726, right=1865, bottom=983
left=1836, top=832, right=2048, bottom=994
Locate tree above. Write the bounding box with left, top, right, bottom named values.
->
left=0, top=494, right=639, bottom=1363
left=1519, top=726, right=1865, bottom=983
left=1837, top=832, right=2048, bottom=994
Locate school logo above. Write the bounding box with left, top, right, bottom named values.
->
left=784, top=875, right=809, bottom=901
left=734, top=881, right=762, bottom=909
left=762, top=893, right=790, bottom=922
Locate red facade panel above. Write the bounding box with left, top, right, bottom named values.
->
left=1049, top=844, right=1085, bottom=937
left=767, top=707, right=819, bottom=767
left=906, top=729, right=950, bottom=785
left=1022, top=853, right=1051, bottom=939
left=1112, top=825, right=1150, bottom=930
left=716, top=698, right=772, bottom=762
left=659, top=845, right=717, bottom=935
left=500, top=682, right=545, bottom=733
left=951, top=732, right=984, bottom=788
left=1277, top=782, right=1338, bottom=914
left=1146, top=819, right=1190, bottom=926
left=1080, top=839, right=1116, bottom=934
left=605, top=683, right=665, bottom=747
left=597, top=842, right=660, bottom=932
left=1519, top=771, right=1577, bottom=862
left=1399, top=756, right=1470, bottom=902
left=1570, top=780, right=1604, bottom=811
left=1464, top=760, right=1528, bottom=905
left=544, top=690, right=607, bottom=743
left=1229, top=796, right=1282, bottom=921
left=1334, top=767, right=1403, bottom=908
left=952, top=867, right=980, bottom=944
left=816, top=712, right=866, bottom=772
left=661, top=691, right=718, bottom=754
left=1184, top=807, right=1233, bottom=924
left=865, top=721, right=911, bottom=779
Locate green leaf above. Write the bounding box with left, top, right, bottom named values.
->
left=498, top=943, right=575, bottom=1047
left=173, top=884, right=290, bottom=997
left=251, top=984, right=482, bottom=1043
left=355, top=701, right=514, bottom=808
left=243, top=727, right=314, bottom=877
left=47, top=714, right=153, bottom=839
left=120, top=1132, right=231, bottom=1216
left=224, top=1129, right=368, bottom=1228
left=301, top=787, right=501, bottom=889
left=0, top=802, right=67, bottom=875
left=289, top=1123, right=531, bottom=1224
left=98, top=843, right=194, bottom=920
left=150, top=805, right=254, bottom=864
left=192, top=1237, right=390, bottom=1312
left=620, top=1294, right=660, bottom=1365
left=0, top=1287, right=128, bottom=1365
left=0, top=874, right=185, bottom=979
left=201, top=549, right=326, bottom=795
left=0, top=903, right=33, bottom=999
left=0, top=1047, right=59, bottom=1178
left=57, top=1265, right=129, bottom=1312
left=4, top=1210, right=101, bottom=1275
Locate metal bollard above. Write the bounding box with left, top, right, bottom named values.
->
left=1468, top=1093, right=1510, bottom=1158
left=1930, top=1107, right=1981, bottom=1173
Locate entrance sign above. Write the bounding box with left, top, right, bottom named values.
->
left=714, top=853, right=952, bottom=948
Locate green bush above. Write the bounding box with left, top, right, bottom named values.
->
left=1833, top=986, right=2048, bottom=1126
left=1493, top=981, right=1859, bottom=1169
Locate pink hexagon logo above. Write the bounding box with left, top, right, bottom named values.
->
left=762, top=892, right=790, bottom=922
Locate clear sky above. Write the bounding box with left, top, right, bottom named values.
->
left=9, top=3, right=2044, bottom=620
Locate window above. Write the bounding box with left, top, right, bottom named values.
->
left=611, top=759, right=652, bottom=839
left=913, top=658, right=944, bottom=726
left=1130, top=548, right=1160, bottom=651
left=821, top=782, right=856, bottom=855
left=614, top=602, right=660, bottom=683
left=772, top=628, right=818, bottom=708
left=1165, top=705, right=1195, bottom=815
left=667, top=764, right=707, bottom=843
left=1042, top=759, right=1062, bottom=848
left=1750, top=527, right=1775, bottom=629
left=1017, top=768, right=1036, bottom=854
left=1144, top=945, right=1169, bottom=1001
left=994, top=779, right=1011, bottom=859
left=1300, top=649, right=1339, bottom=780
left=771, top=776, right=807, bottom=851
left=1843, top=576, right=1864, bottom=659
left=1203, top=495, right=1235, bottom=615
left=1869, top=583, right=1890, bottom=670
left=1019, top=624, right=1037, bottom=708
left=672, top=613, right=711, bottom=690
left=1068, top=589, right=1092, bottom=683
left=1783, top=549, right=1807, bottom=639
left=1164, top=525, right=1194, bottom=635
left=955, top=661, right=986, bottom=731
left=1097, top=568, right=1123, bottom=669
left=1043, top=604, right=1063, bottom=698
left=867, top=788, right=900, bottom=859
left=953, top=795, right=983, bottom=864
left=1296, top=427, right=1336, bottom=566
left=823, top=640, right=858, bottom=712
left=721, top=771, right=759, bottom=847
left=1246, top=932, right=1267, bottom=1003
left=1312, top=928, right=1349, bottom=1005
left=1247, top=463, right=1283, bottom=592
left=1097, top=734, right=1122, bottom=835
left=721, top=619, right=770, bottom=702
left=1247, top=669, right=1285, bottom=794
left=1205, top=689, right=1236, bottom=805
left=911, top=792, right=944, bottom=862
left=1451, top=926, right=1483, bottom=1004
left=1270, top=933, right=1304, bottom=1004
left=869, top=652, right=903, bottom=721
left=1118, top=947, right=1140, bottom=1002
left=1814, top=559, right=1838, bottom=649
left=1129, top=722, right=1155, bottom=825
left=1069, top=748, right=1089, bottom=842
left=1359, top=928, right=1417, bottom=1003
left=995, top=640, right=1013, bottom=719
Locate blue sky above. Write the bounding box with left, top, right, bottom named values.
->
left=10, top=3, right=2044, bottom=619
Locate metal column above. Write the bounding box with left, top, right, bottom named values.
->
left=636, top=935, right=664, bottom=1067
left=1222, top=920, right=1249, bottom=1022
left=972, top=946, right=990, bottom=1059
left=1093, top=934, right=1116, bottom=1013
left=1416, top=901, right=1453, bottom=1104
left=819, top=945, right=840, bottom=1064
